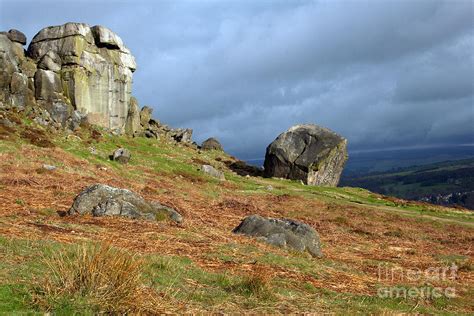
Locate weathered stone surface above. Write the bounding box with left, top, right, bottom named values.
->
left=111, top=147, right=131, bottom=164
left=0, top=33, right=33, bottom=108
left=49, top=101, right=74, bottom=126
left=140, top=106, right=153, bottom=128
left=201, top=137, right=223, bottom=151
left=37, top=50, right=61, bottom=72
left=68, top=184, right=183, bottom=223
left=233, top=214, right=323, bottom=258
left=264, top=124, right=348, bottom=186
left=28, top=22, right=136, bottom=131
left=125, top=96, right=141, bottom=136
left=6, top=29, right=26, bottom=45
left=201, top=164, right=225, bottom=180
left=170, top=128, right=193, bottom=143
left=34, top=69, right=62, bottom=101
left=0, top=34, right=19, bottom=90
left=10, top=72, right=27, bottom=94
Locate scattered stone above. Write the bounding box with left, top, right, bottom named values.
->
left=68, top=184, right=183, bottom=223
left=42, top=164, right=57, bottom=171
left=111, top=148, right=131, bottom=164
left=201, top=164, right=225, bottom=180
left=201, top=137, right=223, bottom=151
left=266, top=185, right=274, bottom=191
left=264, top=124, right=348, bottom=186
left=233, top=214, right=323, bottom=258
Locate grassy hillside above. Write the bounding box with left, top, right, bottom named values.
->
left=0, top=114, right=473, bottom=314
left=341, top=159, right=474, bottom=210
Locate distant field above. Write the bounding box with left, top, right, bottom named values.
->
left=341, top=158, right=474, bottom=210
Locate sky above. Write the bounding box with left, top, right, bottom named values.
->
left=1, top=0, right=473, bottom=160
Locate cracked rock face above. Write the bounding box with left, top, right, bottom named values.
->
left=68, top=184, right=183, bottom=223
left=264, top=124, right=348, bottom=186
left=233, top=214, right=323, bottom=258
left=27, top=22, right=136, bottom=131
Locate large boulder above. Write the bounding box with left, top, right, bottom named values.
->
left=264, top=124, right=347, bottom=186
left=6, top=29, right=27, bottom=45
left=68, top=184, right=183, bottom=223
left=233, top=215, right=323, bottom=258
left=201, top=137, right=223, bottom=151
left=27, top=22, right=136, bottom=131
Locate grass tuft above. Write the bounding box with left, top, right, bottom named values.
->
left=32, top=242, right=161, bottom=314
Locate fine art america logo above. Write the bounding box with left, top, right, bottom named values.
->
left=377, top=263, right=458, bottom=299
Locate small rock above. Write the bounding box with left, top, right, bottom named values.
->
left=68, top=184, right=183, bottom=223
left=201, top=165, right=225, bottom=180
left=42, top=164, right=57, bottom=171
left=89, top=146, right=98, bottom=155
left=111, top=148, right=131, bottom=164
left=233, top=214, right=323, bottom=258
left=201, top=137, right=223, bottom=151
left=266, top=185, right=274, bottom=191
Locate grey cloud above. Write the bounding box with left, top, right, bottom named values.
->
left=1, top=0, right=472, bottom=160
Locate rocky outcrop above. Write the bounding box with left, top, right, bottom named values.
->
left=1, top=22, right=194, bottom=144
left=68, top=184, right=183, bottom=223
left=27, top=23, right=136, bottom=131
left=1, top=23, right=137, bottom=132
left=201, top=137, right=223, bottom=151
left=0, top=30, right=36, bottom=110
left=264, top=124, right=348, bottom=186
left=233, top=215, right=323, bottom=258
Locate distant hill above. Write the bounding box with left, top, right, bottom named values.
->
left=341, top=158, right=474, bottom=210
left=343, top=145, right=474, bottom=176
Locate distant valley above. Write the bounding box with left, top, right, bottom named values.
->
left=341, top=158, right=474, bottom=210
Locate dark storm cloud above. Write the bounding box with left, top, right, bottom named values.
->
left=1, top=0, right=472, bottom=159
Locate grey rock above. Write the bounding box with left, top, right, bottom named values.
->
left=264, top=124, right=348, bottom=186
left=34, top=69, right=62, bottom=101
left=37, top=50, right=61, bottom=72
left=42, top=164, right=57, bottom=171
left=7, top=29, right=27, bottom=45
left=125, top=96, right=141, bottom=136
left=111, top=147, right=131, bottom=164
left=10, top=72, right=28, bottom=94
left=201, top=137, right=223, bottom=151
left=233, top=214, right=323, bottom=258
left=68, top=184, right=183, bottom=223
left=170, top=128, right=193, bottom=143
left=139, top=106, right=153, bottom=128
left=28, top=22, right=136, bottom=131
left=201, top=164, right=225, bottom=180
left=49, top=101, right=73, bottom=126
